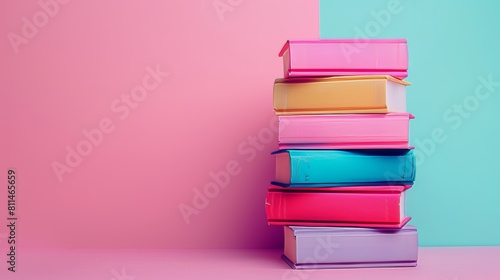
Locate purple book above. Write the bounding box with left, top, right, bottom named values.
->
left=283, top=225, right=418, bottom=269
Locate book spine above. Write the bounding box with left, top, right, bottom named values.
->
left=288, top=150, right=415, bottom=185
left=265, top=190, right=403, bottom=224
left=278, top=114, right=409, bottom=144
left=293, top=227, right=418, bottom=265
left=288, top=41, right=408, bottom=71
left=273, top=79, right=388, bottom=114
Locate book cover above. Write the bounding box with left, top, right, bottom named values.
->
left=273, top=75, right=409, bottom=115
left=273, top=149, right=415, bottom=187
left=283, top=225, right=418, bottom=269
left=278, top=113, right=413, bottom=149
left=265, top=185, right=411, bottom=228
left=280, top=39, right=408, bottom=79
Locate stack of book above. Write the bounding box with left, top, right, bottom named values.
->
left=265, top=39, right=418, bottom=269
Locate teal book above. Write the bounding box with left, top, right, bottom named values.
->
left=272, top=149, right=415, bottom=187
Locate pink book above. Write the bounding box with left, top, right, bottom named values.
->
left=279, top=39, right=408, bottom=79
left=278, top=113, right=414, bottom=150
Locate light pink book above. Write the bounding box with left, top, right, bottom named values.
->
left=279, top=39, right=408, bottom=79
left=278, top=113, right=413, bottom=149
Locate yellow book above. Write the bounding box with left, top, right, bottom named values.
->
left=273, top=75, right=410, bottom=115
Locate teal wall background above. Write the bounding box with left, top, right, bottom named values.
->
left=320, top=0, right=500, bottom=246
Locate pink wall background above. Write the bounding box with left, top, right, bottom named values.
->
left=0, top=1, right=318, bottom=249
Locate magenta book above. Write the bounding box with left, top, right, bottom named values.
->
left=265, top=185, right=411, bottom=228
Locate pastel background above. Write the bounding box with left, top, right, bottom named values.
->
left=1, top=0, right=499, bottom=254
left=321, top=0, right=500, bottom=246
left=0, top=0, right=318, bottom=249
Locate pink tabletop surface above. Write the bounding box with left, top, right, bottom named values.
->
left=2, top=247, right=500, bottom=280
